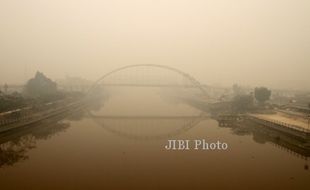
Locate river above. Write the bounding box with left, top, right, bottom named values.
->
left=0, top=88, right=309, bottom=189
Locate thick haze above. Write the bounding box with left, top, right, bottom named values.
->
left=0, top=0, right=309, bottom=90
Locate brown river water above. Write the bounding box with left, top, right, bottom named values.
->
left=0, top=88, right=309, bottom=190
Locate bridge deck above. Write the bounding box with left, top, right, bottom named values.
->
left=88, top=115, right=209, bottom=119
left=100, top=84, right=205, bottom=88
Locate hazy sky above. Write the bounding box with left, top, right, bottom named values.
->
left=0, top=0, right=309, bottom=90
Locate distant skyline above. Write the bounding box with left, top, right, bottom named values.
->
left=1, top=0, right=310, bottom=90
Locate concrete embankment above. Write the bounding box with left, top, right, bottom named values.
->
left=0, top=100, right=86, bottom=133
left=215, top=113, right=310, bottom=156
left=215, top=112, right=310, bottom=141
left=247, top=113, right=310, bottom=140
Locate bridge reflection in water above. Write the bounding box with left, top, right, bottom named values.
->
left=0, top=108, right=309, bottom=170
left=88, top=112, right=209, bottom=141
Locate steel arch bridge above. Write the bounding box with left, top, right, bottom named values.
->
left=86, top=64, right=211, bottom=140
left=88, top=64, right=208, bottom=97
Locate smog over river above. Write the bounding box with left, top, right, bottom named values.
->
left=0, top=1, right=310, bottom=190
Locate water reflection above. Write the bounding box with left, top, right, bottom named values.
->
left=0, top=96, right=104, bottom=168
left=0, top=122, right=69, bottom=168
left=87, top=87, right=206, bottom=140
left=89, top=112, right=209, bottom=140
left=217, top=119, right=310, bottom=170
left=0, top=111, right=85, bottom=168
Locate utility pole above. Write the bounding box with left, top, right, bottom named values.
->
left=308, top=103, right=310, bottom=131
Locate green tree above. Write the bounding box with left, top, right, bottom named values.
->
left=254, top=87, right=271, bottom=104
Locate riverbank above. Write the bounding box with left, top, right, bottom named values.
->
left=0, top=98, right=86, bottom=134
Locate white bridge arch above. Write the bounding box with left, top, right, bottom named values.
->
left=88, top=64, right=208, bottom=96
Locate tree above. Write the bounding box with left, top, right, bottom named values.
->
left=254, top=87, right=271, bottom=104
left=232, top=94, right=254, bottom=113
left=23, top=71, right=61, bottom=101
left=232, top=84, right=243, bottom=96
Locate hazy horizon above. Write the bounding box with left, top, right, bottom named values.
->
left=1, top=0, right=309, bottom=90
